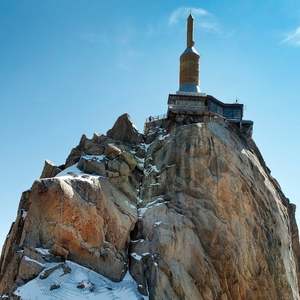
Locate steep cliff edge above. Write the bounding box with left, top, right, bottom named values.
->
left=0, top=114, right=299, bottom=300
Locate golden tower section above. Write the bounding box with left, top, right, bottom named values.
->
left=179, top=49, right=200, bottom=88
left=178, top=14, right=200, bottom=94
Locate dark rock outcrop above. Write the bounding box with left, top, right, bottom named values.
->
left=40, top=160, right=61, bottom=179
left=107, top=113, right=144, bottom=144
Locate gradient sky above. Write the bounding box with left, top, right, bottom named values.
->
left=0, top=0, right=300, bottom=249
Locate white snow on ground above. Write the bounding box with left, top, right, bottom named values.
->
left=135, top=156, right=145, bottom=170
left=144, top=164, right=160, bottom=176
left=56, top=155, right=108, bottom=180
left=131, top=239, right=145, bottom=244
left=56, top=164, right=103, bottom=183
left=130, top=252, right=151, bottom=262
left=158, top=133, right=170, bottom=141
left=81, top=155, right=106, bottom=162
left=14, top=260, right=148, bottom=300
left=24, top=256, right=45, bottom=267
left=35, top=248, right=51, bottom=256
left=139, top=143, right=151, bottom=152
left=130, top=253, right=142, bottom=261
left=140, top=129, right=170, bottom=153
left=154, top=221, right=162, bottom=227
left=56, top=164, right=83, bottom=177
left=138, top=196, right=167, bottom=217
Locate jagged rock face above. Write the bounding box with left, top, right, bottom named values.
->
left=107, top=113, right=144, bottom=144
left=0, top=174, right=138, bottom=295
left=130, top=121, right=300, bottom=300
left=21, top=177, right=137, bottom=280
left=0, top=114, right=300, bottom=300
left=40, top=160, right=61, bottom=179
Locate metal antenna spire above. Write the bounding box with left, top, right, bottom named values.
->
left=187, top=13, right=194, bottom=48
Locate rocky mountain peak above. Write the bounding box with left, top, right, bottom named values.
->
left=107, top=113, right=144, bottom=145
left=0, top=114, right=300, bottom=300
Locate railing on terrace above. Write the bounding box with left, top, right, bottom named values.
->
left=145, top=114, right=167, bottom=123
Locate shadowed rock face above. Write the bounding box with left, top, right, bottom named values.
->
left=107, top=113, right=144, bottom=145
left=0, top=114, right=300, bottom=300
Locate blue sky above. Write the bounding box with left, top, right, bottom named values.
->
left=0, top=0, right=299, bottom=249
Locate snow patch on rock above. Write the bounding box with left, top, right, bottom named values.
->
left=14, top=260, right=148, bottom=300
left=56, top=164, right=83, bottom=177
left=56, top=163, right=103, bottom=183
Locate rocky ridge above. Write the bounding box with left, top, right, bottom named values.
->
left=0, top=113, right=300, bottom=300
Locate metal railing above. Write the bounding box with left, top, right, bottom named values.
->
left=168, top=104, right=207, bottom=112
left=145, top=114, right=167, bottom=123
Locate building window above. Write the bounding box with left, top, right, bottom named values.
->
left=223, top=108, right=241, bottom=120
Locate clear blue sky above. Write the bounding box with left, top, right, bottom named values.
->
left=0, top=0, right=299, bottom=249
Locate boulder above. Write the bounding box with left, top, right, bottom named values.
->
left=77, top=157, right=106, bottom=176
left=109, top=176, right=138, bottom=201
left=65, top=134, right=108, bottom=168
left=14, top=176, right=137, bottom=282
left=106, top=170, right=120, bottom=178
left=49, top=283, right=60, bottom=291
left=120, top=152, right=137, bottom=170
left=104, top=144, right=121, bottom=159
left=17, top=256, right=44, bottom=284
left=51, top=244, right=69, bottom=260
left=107, top=159, right=130, bottom=177
left=107, top=114, right=143, bottom=144
left=23, top=248, right=45, bottom=264
left=79, top=134, right=105, bottom=155
left=39, top=264, right=62, bottom=280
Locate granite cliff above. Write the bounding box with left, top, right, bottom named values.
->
left=0, top=113, right=299, bottom=300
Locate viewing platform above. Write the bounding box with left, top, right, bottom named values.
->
left=168, top=94, right=243, bottom=120
left=144, top=93, right=253, bottom=138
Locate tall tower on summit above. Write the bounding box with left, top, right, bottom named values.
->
left=178, top=14, right=200, bottom=94
left=162, top=14, right=253, bottom=138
